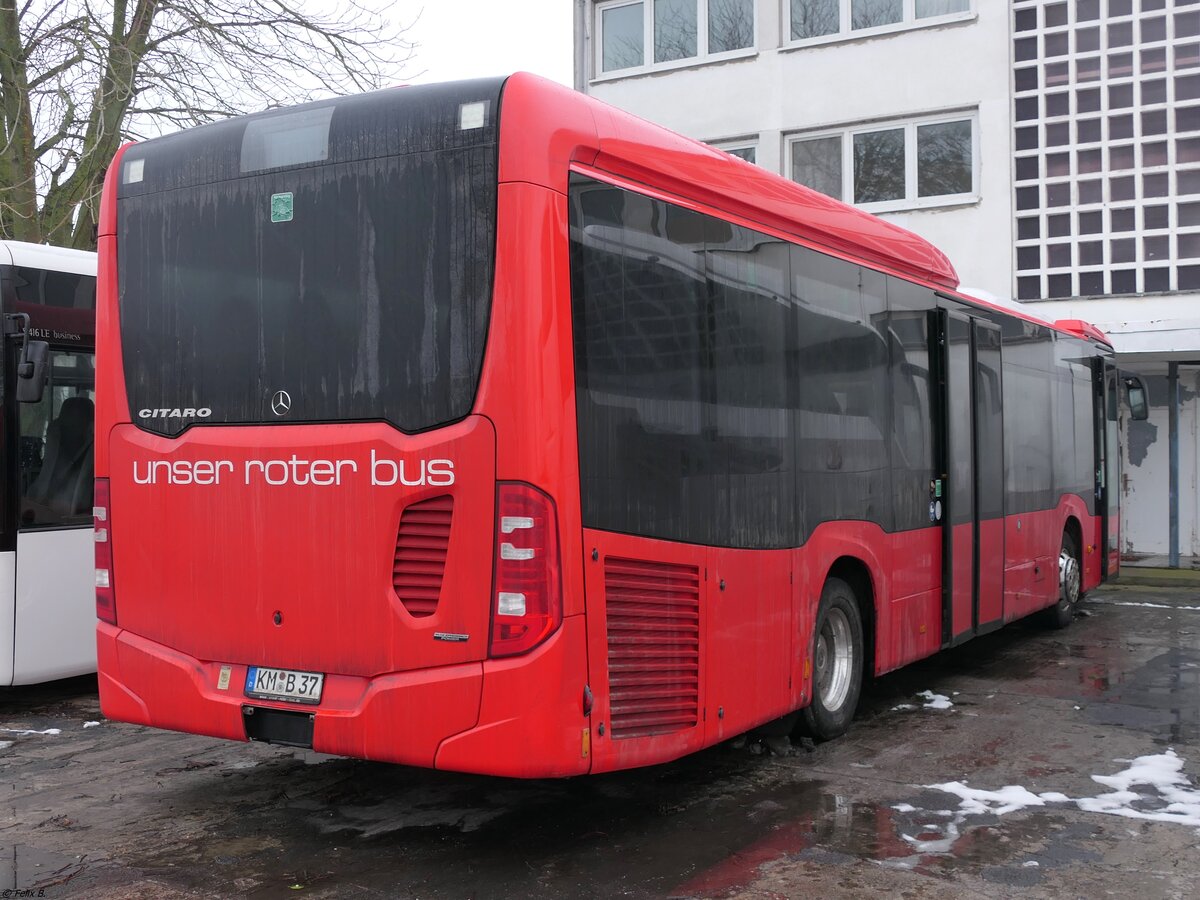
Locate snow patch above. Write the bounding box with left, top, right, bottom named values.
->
left=0, top=727, right=61, bottom=736
left=925, top=782, right=1056, bottom=816
left=1093, top=599, right=1200, bottom=611
left=891, top=704, right=915, bottom=711
left=83, top=721, right=100, bottom=728
left=918, top=690, right=953, bottom=710
left=1023, top=860, right=1040, bottom=868
left=0, top=741, right=12, bottom=750
left=920, top=750, right=1200, bottom=830
left=1076, top=749, right=1200, bottom=827
left=888, top=751, right=1200, bottom=863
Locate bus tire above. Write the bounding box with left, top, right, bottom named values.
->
left=1045, top=531, right=1082, bottom=629
left=798, top=577, right=864, bottom=742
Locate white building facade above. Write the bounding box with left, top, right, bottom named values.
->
left=574, top=0, right=1200, bottom=566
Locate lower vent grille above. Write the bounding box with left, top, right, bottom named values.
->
left=393, top=495, right=453, bottom=617
left=605, top=557, right=700, bottom=739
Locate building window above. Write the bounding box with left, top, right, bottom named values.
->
left=789, top=113, right=976, bottom=210
left=601, top=2, right=644, bottom=72
left=597, top=0, right=754, bottom=75
left=710, top=140, right=757, bottom=163
left=788, top=0, right=971, bottom=44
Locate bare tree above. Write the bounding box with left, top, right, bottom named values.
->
left=0, top=0, right=414, bottom=249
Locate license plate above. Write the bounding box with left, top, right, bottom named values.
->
left=244, top=666, right=324, bottom=705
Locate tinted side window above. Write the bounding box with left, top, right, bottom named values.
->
left=792, top=246, right=892, bottom=534
left=5, top=265, right=96, bottom=345
left=11, top=267, right=96, bottom=310
left=709, top=224, right=797, bottom=546
left=1050, top=342, right=1097, bottom=512
left=1001, top=320, right=1054, bottom=512
left=571, top=178, right=896, bottom=548
left=886, top=281, right=936, bottom=532
left=571, top=184, right=714, bottom=544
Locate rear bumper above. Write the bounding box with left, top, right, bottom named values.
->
left=97, top=615, right=590, bottom=777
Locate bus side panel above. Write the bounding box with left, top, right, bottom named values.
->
left=584, top=530, right=708, bottom=774
left=798, top=522, right=909, bottom=681
left=1004, top=511, right=1051, bottom=621
left=1059, top=493, right=1102, bottom=595
left=875, top=526, right=942, bottom=675
left=705, top=547, right=793, bottom=742
left=1003, top=495, right=1092, bottom=622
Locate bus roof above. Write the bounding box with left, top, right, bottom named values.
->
left=0, top=240, right=96, bottom=277
left=499, top=73, right=959, bottom=291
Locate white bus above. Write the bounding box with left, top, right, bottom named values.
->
left=0, top=240, right=96, bottom=685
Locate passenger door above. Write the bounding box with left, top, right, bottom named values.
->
left=931, top=308, right=1005, bottom=645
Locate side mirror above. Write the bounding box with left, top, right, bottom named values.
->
left=16, top=340, right=49, bottom=404
left=1124, top=376, right=1149, bottom=421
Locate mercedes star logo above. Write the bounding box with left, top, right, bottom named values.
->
left=270, top=390, right=292, bottom=416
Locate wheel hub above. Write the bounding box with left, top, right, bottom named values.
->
left=1059, top=549, right=1080, bottom=610
left=816, top=608, right=854, bottom=711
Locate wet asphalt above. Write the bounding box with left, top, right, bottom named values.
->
left=3, top=582, right=1200, bottom=899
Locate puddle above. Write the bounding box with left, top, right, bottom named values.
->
left=0, top=844, right=88, bottom=892
left=1081, top=649, right=1200, bottom=743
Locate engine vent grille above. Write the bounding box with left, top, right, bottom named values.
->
left=393, top=495, right=453, bottom=618
left=605, top=557, right=701, bottom=739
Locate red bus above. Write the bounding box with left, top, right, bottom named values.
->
left=95, top=74, right=1136, bottom=777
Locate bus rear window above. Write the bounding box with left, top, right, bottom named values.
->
left=117, top=79, right=502, bottom=435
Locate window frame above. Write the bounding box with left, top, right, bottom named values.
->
left=593, top=0, right=757, bottom=80
left=787, top=110, right=979, bottom=212
left=782, top=0, right=976, bottom=50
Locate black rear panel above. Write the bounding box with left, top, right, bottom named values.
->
left=117, top=78, right=503, bottom=435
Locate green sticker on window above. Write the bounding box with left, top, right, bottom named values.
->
left=271, top=192, right=293, bottom=223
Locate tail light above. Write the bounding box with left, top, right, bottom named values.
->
left=488, top=483, right=561, bottom=658
left=94, top=478, right=116, bottom=625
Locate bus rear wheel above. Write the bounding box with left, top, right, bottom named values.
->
left=1046, top=531, right=1082, bottom=629
left=798, top=577, right=864, bottom=742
